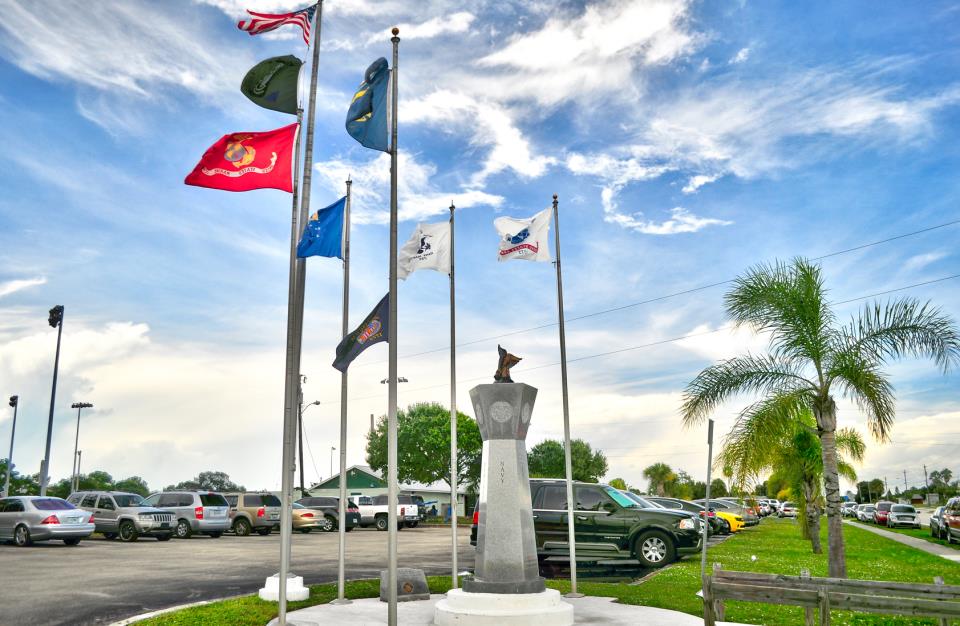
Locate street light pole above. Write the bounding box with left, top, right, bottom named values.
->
left=4, top=395, right=18, bottom=498
left=329, top=447, right=335, bottom=479
left=70, top=402, right=93, bottom=494
left=40, top=305, right=64, bottom=496
left=298, top=375, right=307, bottom=496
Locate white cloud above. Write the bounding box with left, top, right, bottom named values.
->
left=729, top=47, right=750, bottom=64
left=473, top=0, right=701, bottom=106
left=604, top=206, right=733, bottom=235
left=681, top=173, right=720, bottom=193
left=0, top=277, right=46, bottom=299
left=404, top=91, right=556, bottom=184
left=312, top=151, right=503, bottom=224
left=369, top=11, right=475, bottom=45
left=903, top=251, right=948, bottom=272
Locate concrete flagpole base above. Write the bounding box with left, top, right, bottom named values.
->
left=434, top=588, right=573, bottom=625
left=259, top=573, right=309, bottom=602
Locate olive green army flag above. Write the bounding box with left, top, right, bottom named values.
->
left=240, top=55, right=302, bottom=115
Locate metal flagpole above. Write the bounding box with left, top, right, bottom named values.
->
left=40, top=305, right=64, bottom=497
left=701, top=419, right=714, bottom=580
left=4, top=396, right=18, bottom=498
left=298, top=378, right=306, bottom=496
left=387, top=26, right=401, bottom=626
left=552, top=194, right=581, bottom=597
left=449, top=202, right=458, bottom=589
left=278, top=3, right=323, bottom=622
left=333, top=177, right=352, bottom=605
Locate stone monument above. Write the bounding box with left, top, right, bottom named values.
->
left=434, top=348, right=573, bottom=625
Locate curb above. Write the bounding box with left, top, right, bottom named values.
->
left=107, top=593, right=250, bottom=625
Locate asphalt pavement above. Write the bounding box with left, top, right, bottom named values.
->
left=0, top=525, right=475, bottom=626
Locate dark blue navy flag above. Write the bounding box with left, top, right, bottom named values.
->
left=345, top=57, right=390, bottom=152
left=333, top=293, right=389, bottom=372
left=297, top=196, right=345, bottom=259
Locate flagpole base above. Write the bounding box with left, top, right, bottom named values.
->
left=259, top=572, right=309, bottom=602
left=330, top=598, right=352, bottom=605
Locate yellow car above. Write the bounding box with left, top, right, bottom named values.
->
left=715, top=510, right=745, bottom=533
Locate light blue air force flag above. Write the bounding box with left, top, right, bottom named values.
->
left=297, top=196, right=345, bottom=259
left=345, top=57, right=390, bottom=153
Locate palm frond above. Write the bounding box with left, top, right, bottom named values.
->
left=841, top=298, right=960, bottom=374
left=834, top=427, right=866, bottom=464
left=724, top=258, right=836, bottom=368
left=681, top=354, right=816, bottom=424
left=837, top=460, right=858, bottom=483
left=827, top=350, right=897, bottom=441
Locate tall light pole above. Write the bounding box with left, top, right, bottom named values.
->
left=70, top=402, right=93, bottom=493
left=329, top=446, right=335, bottom=479
left=40, top=305, right=64, bottom=496
left=4, top=395, right=19, bottom=497
left=300, top=398, right=321, bottom=491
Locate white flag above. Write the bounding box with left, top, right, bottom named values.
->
left=398, top=221, right=451, bottom=280
left=494, top=207, right=552, bottom=262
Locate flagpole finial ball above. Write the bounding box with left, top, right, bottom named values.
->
left=392, top=27, right=400, bottom=36
left=553, top=194, right=558, bottom=200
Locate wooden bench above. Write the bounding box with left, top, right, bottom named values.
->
left=702, top=563, right=960, bottom=626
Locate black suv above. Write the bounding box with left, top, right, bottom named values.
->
left=472, top=479, right=702, bottom=568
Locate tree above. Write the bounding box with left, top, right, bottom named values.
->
left=682, top=258, right=959, bottom=577
left=115, top=476, right=150, bottom=496
left=710, top=478, right=729, bottom=498
left=0, top=459, right=39, bottom=495
left=166, top=471, right=244, bottom=492
left=642, top=462, right=676, bottom=496
left=366, top=402, right=482, bottom=491
left=527, top=439, right=608, bottom=483
left=608, top=477, right=628, bottom=490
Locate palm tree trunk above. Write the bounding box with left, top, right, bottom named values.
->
left=802, top=481, right=822, bottom=554
left=817, top=399, right=846, bottom=577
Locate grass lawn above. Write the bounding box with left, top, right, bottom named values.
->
left=848, top=519, right=960, bottom=551
left=141, top=518, right=960, bottom=626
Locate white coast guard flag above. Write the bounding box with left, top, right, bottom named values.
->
left=398, top=221, right=451, bottom=280
left=494, top=207, right=552, bottom=262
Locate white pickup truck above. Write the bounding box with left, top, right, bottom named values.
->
left=356, top=494, right=419, bottom=530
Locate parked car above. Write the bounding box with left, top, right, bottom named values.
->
left=873, top=501, right=894, bottom=526
left=930, top=506, right=947, bottom=540
left=645, top=496, right=732, bottom=535
left=945, top=497, right=960, bottom=544
left=778, top=501, right=799, bottom=518
left=143, top=491, right=231, bottom=539
left=67, top=491, right=174, bottom=541
left=223, top=492, right=281, bottom=536
left=0, top=496, right=95, bottom=546
left=411, top=495, right=428, bottom=523
left=357, top=494, right=418, bottom=530
left=296, top=496, right=360, bottom=532
left=856, top=504, right=876, bottom=522
left=291, top=502, right=323, bottom=533
left=527, top=479, right=702, bottom=568
left=696, top=499, right=759, bottom=527
left=886, top=504, right=920, bottom=529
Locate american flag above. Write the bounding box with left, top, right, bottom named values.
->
left=237, top=4, right=317, bottom=46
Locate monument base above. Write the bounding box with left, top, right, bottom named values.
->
left=433, top=588, right=573, bottom=626
left=258, top=572, right=309, bottom=602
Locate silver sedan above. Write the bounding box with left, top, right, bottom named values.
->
left=0, top=496, right=95, bottom=546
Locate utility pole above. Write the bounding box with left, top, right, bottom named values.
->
left=924, top=464, right=930, bottom=491
left=40, top=305, right=65, bottom=496
left=903, top=470, right=909, bottom=494
left=884, top=476, right=888, bottom=498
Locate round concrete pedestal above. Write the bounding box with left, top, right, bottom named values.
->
left=434, top=588, right=574, bottom=625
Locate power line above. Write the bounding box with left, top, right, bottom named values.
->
left=835, top=274, right=960, bottom=305
left=352, top=217, right=960, bottom=368
left=323, top=273, right=960, bottom=406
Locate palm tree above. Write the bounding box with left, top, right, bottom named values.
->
left=642, top=462, right=676, bottom=496
left=717, top=401, right=865, bottom=553
left=682, top=258, right=959, bottom=577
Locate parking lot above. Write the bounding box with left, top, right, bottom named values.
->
left=0, top=526, right=475, bottom=626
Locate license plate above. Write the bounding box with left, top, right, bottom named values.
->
left=160, top=523, right=169, bottom=529
left=66, top=517, right=83, bottom=525
left=270, top=514, right=280, bottom=520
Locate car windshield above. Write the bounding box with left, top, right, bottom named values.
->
left=620, top=491, right=657, bottom=508
left=114, top=495, right=146, bottom=507
left=259, top=494, right=282, bottom=507
left=865, top=506, right=876, bottom=511
left=604, top=487, right=638, bottom=508
left=32, top=498, right=74, bottom=511
left=783, top=502, right=796, bottom=508
left=292, top=503, right=304, bottom=509
left=892, top=505, right=915, bottom=513
left=200, top=493, right=228, bottom=507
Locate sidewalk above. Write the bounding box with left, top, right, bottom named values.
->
left=845, top=520, right=960, bottom=562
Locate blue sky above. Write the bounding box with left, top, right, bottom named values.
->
left=0, top=0, right=958, bottom=494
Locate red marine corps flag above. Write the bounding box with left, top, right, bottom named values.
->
left=184, top=123, right=298, bottom=193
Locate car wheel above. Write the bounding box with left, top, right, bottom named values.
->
left=175, top=519, right=193, bottom=539
left=634, top=530, right=675, bottom=568
left=156, top=533, right=173, bottom=541
left=233, top=518, right=252, bottom=537
left=207, top=532, right=222, bottom=539
left=318, top=516, right=335, bottom=532
left=13, top=524, right=32, bottom=547
left=119, top=521, right=139, bottom=542
left=405, top=521, right=419, bottom=528
left=256, top=527, right=272, bottom=536
left=949, top=530, right=955, bottom=545
left=719, top=519, right=731, bottom=535
left=375, top=516, right=388, bottom=531
left=932, top=525, right=937, bottom=538
left=63, top=538, right=82, bottom=546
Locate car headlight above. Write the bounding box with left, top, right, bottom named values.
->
left=678, top=518, right=696, bottom=530
left=138, top=514, right=153, bottom=521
